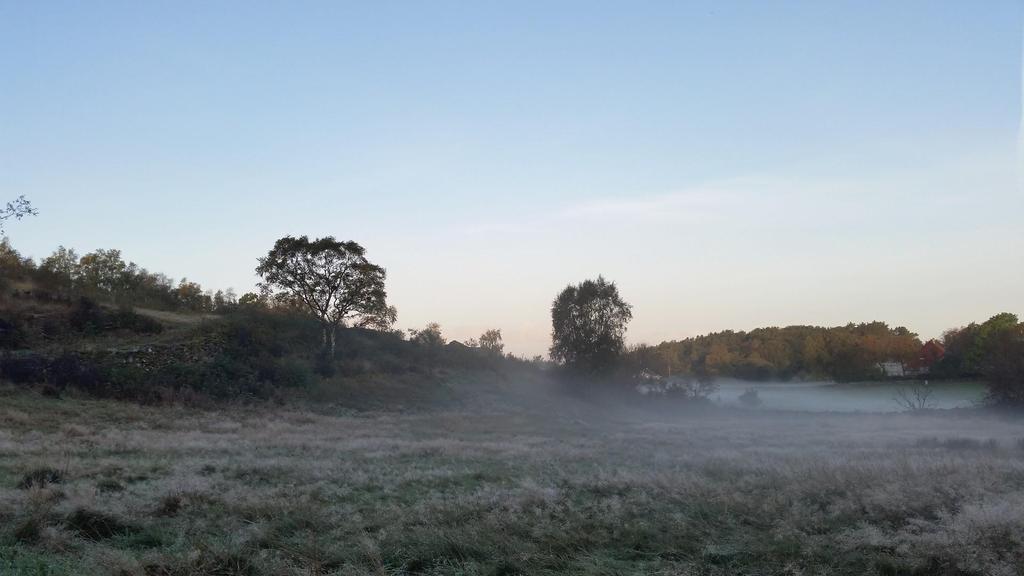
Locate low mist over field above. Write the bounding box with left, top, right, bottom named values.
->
left=2, top=386, right=1024, bottom=575
left=3, top=2, right=1024, bottom=575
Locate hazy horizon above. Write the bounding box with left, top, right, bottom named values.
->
left=3, top=1, right=1022, bottom=356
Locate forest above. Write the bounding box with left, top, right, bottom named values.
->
left=626, top=322, right=922, bottom=382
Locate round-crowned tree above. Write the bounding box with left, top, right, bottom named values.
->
left=549, top=276, right=632, bottom=374
left=256, top=236, right=396, bottom=355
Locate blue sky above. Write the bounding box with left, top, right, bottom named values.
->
left=2, top=1, right=1022, bottom=355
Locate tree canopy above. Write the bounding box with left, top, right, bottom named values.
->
left=256, top=236, right=396, bottom=354
left=3, top=240, right=233, bottom=312
left=935, top=313, right=1023, bottom=405
left=479, top=329, right=504, bottom=355
left=550, top=276, right=632, bottom=374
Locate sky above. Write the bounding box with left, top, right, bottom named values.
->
left=2, top=1, right=1022, bottom=357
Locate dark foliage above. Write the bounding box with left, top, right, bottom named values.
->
left=1, top=297, right=162, bottom=354
left=154, top=494, right=183, bottom=518
left=0, top=353, right=47, bottom=383
left=16, top=467, right=63, bottom=489
left=0, top=317, right=27, bottom=349
left=68, top=298, right=163, bottom=335
left=550, top=276, right=633, bottom=374
left=64, top=507, right=135, bottom=540
left=256, top=235, right=397, bottom=354
left=982, top=323, right=1024, bottom=406
left=48, top=353, right=103, bottom=391
left=12, top=516, right=43, bottom=544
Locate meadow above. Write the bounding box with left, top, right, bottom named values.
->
left=2, top=383, right=1023, bottom=576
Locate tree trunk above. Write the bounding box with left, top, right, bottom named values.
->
left=322, top=324, right=337, bottom=357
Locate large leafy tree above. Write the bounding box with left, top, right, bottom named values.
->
left=38, top=246, right=80, bottom=297
left=78, top=249, right=128, bottom=297
left=550, top=276, right=632, bottom=374
left=256, top=236, right=396, bottom=354
left=0, top=196, right=36, bottom=233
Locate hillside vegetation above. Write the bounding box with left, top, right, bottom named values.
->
left=3, top=236, right=1023, bottom=407
left=0, top=239, right=540, bottom=405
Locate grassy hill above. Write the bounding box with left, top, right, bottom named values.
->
left=0, top=285, right=547, bottom=410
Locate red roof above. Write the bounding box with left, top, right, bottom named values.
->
left=908, top=340, right=945, bottom=369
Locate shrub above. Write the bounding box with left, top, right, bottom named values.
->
left=154, top=494, right=183, bottom=518
left=0, top=353, right=47, bottom=383
left=103, top=364, right=156, bottom=401
left=64, top=507, right=135, bottom=540
left=112, top=306, right=163, bottom=334
left=68, top=297, right=106, bottom=334
left=48, top=353, right=102, bottom=391
left=16, top=467, right=63, bottom=489
left=68, top=297, right=163, bottom=335
left=12, top=516, right=43, bottom=544
left=0, top=316, right=27, bottom=349
left=738, top=388, right=762, bottom=407
left=269, top=357, right=314, bottom=388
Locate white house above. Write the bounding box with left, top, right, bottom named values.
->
left=878, top=361, right=905, bottom=377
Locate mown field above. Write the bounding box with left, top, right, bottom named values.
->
left=1, top=385, right=1023, bottom=576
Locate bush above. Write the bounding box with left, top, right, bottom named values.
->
left=0, top=316, right=27, bottom=349
left=102, top=364, right=156, bottom=401
left=270, top=357, right=314, bottom=388
left=154, top=494, right=183, bottom=518
left=68, top=297, right=105, bottom=334
left=68, top=298, right=163, bottom=335
left=112, top=306, right=163, bottom=334
left=48, top=353, right=102, bottom=391
left=12, top=516, right=43, bottom=544
left=0, top=353, right=47, bottom=383
left=64, top=507, right=135, bottom=540
left=738, top=388, right=762, bottom=407
left=16, top=467, right=63, bottom=489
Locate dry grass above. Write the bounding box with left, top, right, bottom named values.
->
left=1, top=384, right=1023, bottom=575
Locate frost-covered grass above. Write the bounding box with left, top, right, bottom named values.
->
left=1, top=385, right=1023, bottom=575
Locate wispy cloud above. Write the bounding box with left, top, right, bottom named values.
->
left=455, top=158, right=1016, bottom=241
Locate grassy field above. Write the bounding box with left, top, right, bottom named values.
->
left=1, top=384, right=1023, bottom=576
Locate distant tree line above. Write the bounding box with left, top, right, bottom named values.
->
left=548, top=276, right=925, bottom=381
left=625, top=322, right=922, bottom=383
left=548, top=276, right=1022, bottom=406
left=545, top=277, right=925, bottom=383
left=623, top=313, right=1024, bottom=405
left=0, top=239, right=237, bottom=313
